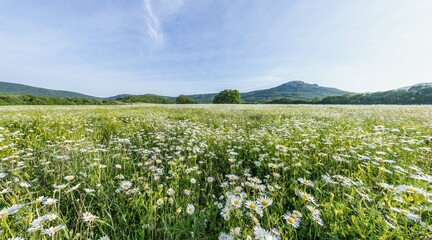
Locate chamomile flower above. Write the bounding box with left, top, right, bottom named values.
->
left=390, top=207, right=421, bottom=222
left=297, top=191, right=316, bottom=205
left=64, top=175, right=75, bottom=181
left=156, top=198, right=164, bottom=206
left=34, top=196, right=47, bottom=204
left=82, top=211, right=99, bottom=222
left=0, top=204, right=24, bottom=219
left=231, top=227, right=241, bottom=236
left=226, top=174, right=240, bottom=181
left=19, top=181, right=31, bottom=188
left=257, top=196, right=273, bottom=208
left=43, top=198, right=58, bottom=206
left=312, top=215, right=324, bottom=226
left=275, top=145, right=287, bottom=152
left=219, top=232, right=234, bottom=240
left=245, top=200, right=258, bottom=210
left=166, top=188, right=175, bottom=196
left=396, top=185, right=426, bottom=195
left=298, top=178, right=314, bottom=187
left=306, top=205, right=321, bottom=217
left=119, top=180, right=132, bottom=190
left=283, top=212, right=300, bottom=228
left=231, top=196, right=242, bottom=208
left=221, top=207, right=231, bottom=219
left=42, top=224, right=65, bottom=236
left=186, top=204, right=195, bottom=215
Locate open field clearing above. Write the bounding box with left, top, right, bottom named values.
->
left=0, top=105, right=431, bottom=239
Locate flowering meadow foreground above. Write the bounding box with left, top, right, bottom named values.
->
left=0, top=104, right=431, bottom=239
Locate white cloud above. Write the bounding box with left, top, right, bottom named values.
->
left=141, top=0, right=185, bottom=48
left=142, top=0, right=164, bottom=47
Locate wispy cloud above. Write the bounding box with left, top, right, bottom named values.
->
left=142, top=0, right=164, bottom=47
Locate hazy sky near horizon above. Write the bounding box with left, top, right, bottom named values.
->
left=0, top=0, right=431, bottom=97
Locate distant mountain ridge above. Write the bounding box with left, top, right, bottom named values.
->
left=398, top=82, right=432, bottom=91
left=319, top=84, right=432, bottom=104
left=2, top=80, right=430, bottom=105
left=187, top=81, right=350, bottom=103
left=0, top=81, right=95, bottom=99
left=241, top=81, right=349, bottom=102
left=0, top=80, right=350, bottom=102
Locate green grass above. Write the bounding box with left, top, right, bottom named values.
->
left=0, top=105, right=431, bottom=239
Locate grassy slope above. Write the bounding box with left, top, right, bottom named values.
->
left=0, top=81, right=96, bottom=99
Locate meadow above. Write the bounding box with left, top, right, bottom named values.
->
left=0, top=104, right=431, bottom=239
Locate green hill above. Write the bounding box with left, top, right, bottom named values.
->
left=319, top=85, right=432, bottom=104
left=187, top=81, right=350, bottom=103
left=0, top=81, right=96, bottom=99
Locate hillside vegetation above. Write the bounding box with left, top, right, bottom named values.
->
left=0, top=81, right=95, bottom=99
left=319, top=85, right=432, bottom=104
left=2, top=81, right=432, bottom=105
left=0, top=94, right=175, bottom=105
left=0, top=94, right=107, bottom=105
left=116, top=94, right=175, bottom=104
left=266, top=85, right=432, bottom=105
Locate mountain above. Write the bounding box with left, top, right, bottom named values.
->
left=187, top=81, right=350, bottom=103
left=241, top=81, right=350, bottom=102
left=319, top=84, right=432, bottom=105
left=0, top=81, right=96, bottom=99
left=398, top=82, right=432, bottom=91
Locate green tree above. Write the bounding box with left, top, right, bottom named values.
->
left=213, top=89, right=242, bottom=104
left=176, top=95, right=195, bottom=104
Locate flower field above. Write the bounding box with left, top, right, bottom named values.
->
left=0, top=105, right=431, bottom=239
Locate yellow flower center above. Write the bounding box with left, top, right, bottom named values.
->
left=400, top=210, right=409, bottom=215
left=287, top=217, right=295, bottom=224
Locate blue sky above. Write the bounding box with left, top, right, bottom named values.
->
left=0, top=0, right=431, bottom=97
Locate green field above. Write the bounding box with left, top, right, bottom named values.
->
left=0, top=105, right=431, bottom=239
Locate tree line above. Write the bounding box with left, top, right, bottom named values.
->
left=1, top=85, right=431, bottom=105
